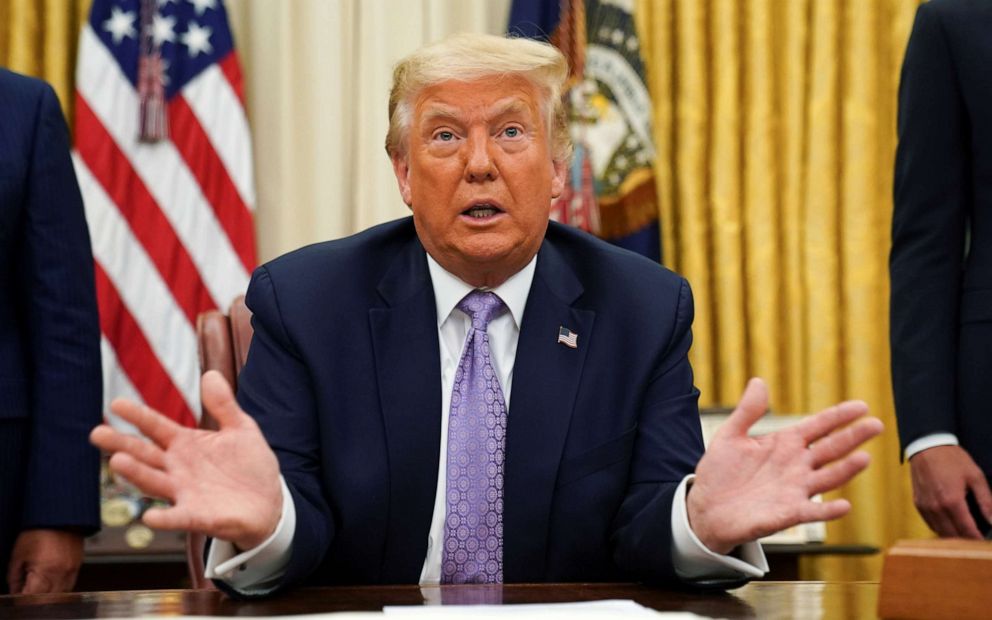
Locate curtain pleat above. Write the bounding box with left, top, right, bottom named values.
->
left=672, top=0, right=715, bottom=398
left=710, top=0, right=748, bottom=401
left=779, top=0, right=812, bottom=411
left=743, top=0, right=781, bottom=403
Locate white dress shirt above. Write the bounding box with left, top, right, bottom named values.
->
left=904, top=433, right=959, bottom=460
left=206, top=253, right=767, bottom=592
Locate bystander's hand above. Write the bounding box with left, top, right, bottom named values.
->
left=909, top=444, right=992, bottom=539
left=7, top=529, right=84, bottom=594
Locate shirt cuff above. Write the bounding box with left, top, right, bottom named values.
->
left=204, top=475, right=295, bottom=593
left=905, top=433, right=959, bottom=461
left=671, top=474, right=768, bottom=580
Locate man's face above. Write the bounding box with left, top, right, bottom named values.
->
left=391, top=75, right=567, bottom=288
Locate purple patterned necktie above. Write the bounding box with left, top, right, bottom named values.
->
left=442, top=290, right=508, bottom=584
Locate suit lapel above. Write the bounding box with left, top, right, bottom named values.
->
left=369, top=238, right=442, bottom=583
left=504, top=239, right=595, bottom=581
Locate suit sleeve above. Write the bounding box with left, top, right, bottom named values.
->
left=19, top=83, right=102, bottom=532
left=610, top=277, right=711, bottom=585
left=228, top=266, right=335, bottom=593
left=890, top=2, right=968, bottom=453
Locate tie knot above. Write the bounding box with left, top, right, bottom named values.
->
left=457, top=290, right=506, bottom=331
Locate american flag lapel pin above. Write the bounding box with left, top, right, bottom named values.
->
left=557, top=326, right=578, bottom=349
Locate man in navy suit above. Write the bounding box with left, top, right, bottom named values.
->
left=0, top=69, right=102, bottom=594
left=891, top=0, right=992, bottom=539
left=93, top=34, right=882, bottom=594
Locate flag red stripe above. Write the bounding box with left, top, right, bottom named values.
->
left=167, top=95, right=256, bottom=271
left=94, top=262, right=197, bottom=427
left=218, top=52, right=245, bottom=105
left=75, top=94, right=218, bottom=324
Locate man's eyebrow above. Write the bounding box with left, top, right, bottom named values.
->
left=420, top=104, right=461, bottom=126
left=485, top=99, right=531, bottom=121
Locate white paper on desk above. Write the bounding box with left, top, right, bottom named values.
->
left=383, top=599, right=703, bottom=618
left=121, top=615, right=381, bottom=620
left=114, top=600, right=703, bottom=620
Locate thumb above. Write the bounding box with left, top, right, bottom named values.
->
left=7, top=558, right=25, bottom=595
left=20, top=570, right=54, bottom=595
left=719, top=377, right=769, bottom=439
left=200, top=370, right=248, bottom=430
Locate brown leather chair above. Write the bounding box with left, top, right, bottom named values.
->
left=185, top=295, right=253, bottom=588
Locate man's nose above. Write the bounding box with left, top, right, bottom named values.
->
left=464, top=132, right=497, bottom=182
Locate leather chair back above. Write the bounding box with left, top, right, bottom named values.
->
left=186, top=295, right=253, bottom=588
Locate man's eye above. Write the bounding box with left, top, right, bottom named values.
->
left=504, top=127, right=520, bottom=138
left=436, top=131, right=454, bottom=141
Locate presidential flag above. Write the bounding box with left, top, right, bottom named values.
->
left=509, top=0, right=662, bottom=262
left=73, top=0, right=256, bottom=429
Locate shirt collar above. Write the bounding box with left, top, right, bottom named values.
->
left=425, top=252, right=536, bottom=330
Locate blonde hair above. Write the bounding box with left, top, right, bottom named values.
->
left=385, top=33, right=572, bottom=163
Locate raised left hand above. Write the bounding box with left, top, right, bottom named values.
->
left=6, top=529, right=84, bottom=594
left=686, top=378, right=884, bottom=554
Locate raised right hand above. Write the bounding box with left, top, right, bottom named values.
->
left=90, top=370, right=283, bottom=551
left=910, top=444, right=992, bottom=539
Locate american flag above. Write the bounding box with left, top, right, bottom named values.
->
left=557, top=326, right=578, bottom=349
left=73, top=0, right=255, bottom=429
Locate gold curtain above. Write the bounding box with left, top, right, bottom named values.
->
left=637, top=0, right=933, bottom=580
left=0, top=0, right=91, bottom=127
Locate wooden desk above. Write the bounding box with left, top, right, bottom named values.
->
left=71, top=543, right=879, bottom=591
left=0, top=582, right=879, bottom=618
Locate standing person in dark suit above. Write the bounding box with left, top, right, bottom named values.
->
left=0, top=68, right=103, bottom=593
left=891, top=0, right=992, bottom=539
left=92, top=34, right=882, bottom=595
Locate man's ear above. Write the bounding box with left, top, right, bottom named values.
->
left=391, top=152, right=413, bottom=206
left=550, top=157, right=568, bottom=199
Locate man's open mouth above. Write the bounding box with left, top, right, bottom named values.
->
left=462, top=203, right=503, bottom=218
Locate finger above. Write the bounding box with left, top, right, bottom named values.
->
left=53, top=569, right=79, bottom=594
left=808, top=417, right=883, bottom=467
left=142, top=505, right=194, bottom=532
left=109, top=398, right=180, bottom=448
left=917, top=493, right=976, bottom=538
left=948, top=496, right=984, bottom=539
left=90, top=425, right=166, bottom=469
left=923, top=508, right=959, bottom=538
left=718, top=378, right=769, bottom=439
left=807, top=451, right=871, bottom=495
left=968, top=475, right=992, bottom=524
left=108, top=452, right=175, bottom=500
left=7, top=558, right=25, bottom=595
left=796, top=498, right=852, bottom=524
left=794, top=400, right=870, bottom=444
left=201, top=370, right=250, bottom=430
left=20, top=570, right=54, bottom=595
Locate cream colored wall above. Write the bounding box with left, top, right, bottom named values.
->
left=226, top=0, right=512, bottom=263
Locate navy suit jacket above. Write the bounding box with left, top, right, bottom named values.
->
left=0, top=69, right=102, bottom=568
left=235, top=217, right=705, bottom=589
left=891, top=0, right=992, bottom=479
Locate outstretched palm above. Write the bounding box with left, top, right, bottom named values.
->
left=90, top=371, right=283, bottom=550
left=687, top=379, right=883, bottom=554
